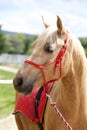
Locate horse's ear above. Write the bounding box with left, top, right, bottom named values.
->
left=57, top=16, right=63, bottom=36
left=42, top=16, right=50, bottom=28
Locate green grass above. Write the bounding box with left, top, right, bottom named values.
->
left=0, top=84, right=16, bottom=118
left=0, top=70, right=16, bottom=79
left=0, top=69, right=16, bottom=118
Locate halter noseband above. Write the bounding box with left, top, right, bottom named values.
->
left=25, top=33, right=68, bottom=91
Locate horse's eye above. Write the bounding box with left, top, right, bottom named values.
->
left=45, top=46, right=54, bottom=53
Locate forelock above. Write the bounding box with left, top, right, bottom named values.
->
left=33, top=26, right=58, bottom=49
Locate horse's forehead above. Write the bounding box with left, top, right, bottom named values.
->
left=42, top=26, right=57, bottom=38
left=39, top=26, right=57, bottom=42
left=33, top=26, right=58, bottom=50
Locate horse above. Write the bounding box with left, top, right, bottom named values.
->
left=13, top=16, right=87, bottom=130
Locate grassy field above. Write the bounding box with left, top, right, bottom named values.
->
left=0, top=84, right=16, bottom=118
left=0, top=70, right=16, bottom=79
left=0, top=69, right=16, bottom=118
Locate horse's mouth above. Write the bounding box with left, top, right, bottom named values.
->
left=14, top=83, right=33, bottom=95
left=13, top=78, right=36, bottom=95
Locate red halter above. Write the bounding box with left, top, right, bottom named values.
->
left=24, top=33, right=73, bottom=130
left=25, top=33, right=68, bottom=91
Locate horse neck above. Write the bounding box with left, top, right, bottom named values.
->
left=57, top=39, right=87, bottom=120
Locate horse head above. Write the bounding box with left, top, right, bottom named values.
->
left=13, top=16, right=73, bottom=95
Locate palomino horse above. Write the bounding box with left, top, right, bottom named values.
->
left=13, top=16, right=87, bottom=130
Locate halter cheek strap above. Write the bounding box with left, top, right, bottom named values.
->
left=25, top=33, right=68, bottom=90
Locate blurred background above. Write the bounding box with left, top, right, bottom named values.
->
left=0, top=0, right=87, bottom=127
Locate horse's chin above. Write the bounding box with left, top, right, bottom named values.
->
left=15, top=84, right=33, bottom=96
left=22, top=86, right=33, bottom=95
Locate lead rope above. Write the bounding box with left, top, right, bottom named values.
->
left=46, top=93, right=73, bottom=130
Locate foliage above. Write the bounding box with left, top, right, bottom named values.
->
left=0, top=28, right=7, bottom=54
left=25, top=35, right=38, bottom=55
left=79, top=38, right=87, bottom=56
left=79, top=38, right=87, bottom=48
left=0, top=28, right=38, bottom=54
left=4, top=34, right=25, bottom=54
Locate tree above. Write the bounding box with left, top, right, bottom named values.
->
left=0, top=25, right=7, bottom=54
left=5, top=34, right=25, bottom=54
left=25, top=35, right=38, bottom=55
left=79, top=38, right=87, bottom=57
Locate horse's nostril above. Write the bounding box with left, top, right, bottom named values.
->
left=13, top=76, right=23, bottom=89
left=17, top=77, right=23, bottom=86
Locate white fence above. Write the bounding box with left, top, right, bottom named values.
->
left=0, top=53, right=28, bottom=65
left=0, top=80, right=13, bottom=84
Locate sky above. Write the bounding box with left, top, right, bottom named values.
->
left=0, top=0, right=87, bottom=37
